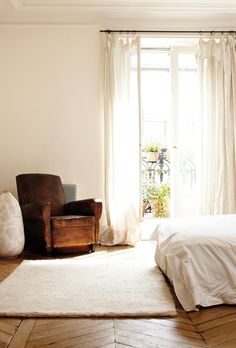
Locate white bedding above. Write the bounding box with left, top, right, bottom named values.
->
left=154, top=214, right=236, bottom=311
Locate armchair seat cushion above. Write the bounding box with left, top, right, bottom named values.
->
left=50, top=215, right=95, bottom=249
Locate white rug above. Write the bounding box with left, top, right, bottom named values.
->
left=0, top=242, right=176, bottom=317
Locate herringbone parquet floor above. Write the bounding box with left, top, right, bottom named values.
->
left=0, top=246, right=236, bottom=348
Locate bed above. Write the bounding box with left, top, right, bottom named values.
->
left=153, top=214, right=236, bottom=311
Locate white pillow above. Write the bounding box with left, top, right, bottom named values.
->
left=0, top=192, right=25, bottom=258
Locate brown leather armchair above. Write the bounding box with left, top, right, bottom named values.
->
left=16, top=173, right=102, bottom=254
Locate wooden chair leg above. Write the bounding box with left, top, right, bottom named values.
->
left=89, top=244, right=95, bottom=253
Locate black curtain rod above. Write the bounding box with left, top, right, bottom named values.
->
left=100, top=30, right=236, bottom=34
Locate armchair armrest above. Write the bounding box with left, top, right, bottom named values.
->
left=64, top=199, right=102, bottom=219
left=20, top=202, right=52, bottom=253
left=64, top=199, right=102, bottom=243
left=21, top=201, right=51, bottom=222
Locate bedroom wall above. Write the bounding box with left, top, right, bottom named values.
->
left=0, top=25, right=103, bottom=201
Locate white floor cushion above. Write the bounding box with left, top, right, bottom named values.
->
left=0, top=192, right=25, bottom=258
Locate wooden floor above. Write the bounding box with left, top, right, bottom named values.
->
left=0, top=248, right=236, bottom=348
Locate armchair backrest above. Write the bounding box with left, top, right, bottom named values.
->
left=16, top=173, right=65, bottom=216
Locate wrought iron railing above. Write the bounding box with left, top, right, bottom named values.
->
left=142, top=148, right=170, bottom=215
left=142, top=148, right=196, bottom=216
left=142, top=148, right=170, bottom=185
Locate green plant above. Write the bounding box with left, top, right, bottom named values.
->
left=146, top=182, right=170, bottom=218
left=142, top=143, right=160, bottom=153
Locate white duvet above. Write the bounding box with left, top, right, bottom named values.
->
left=154, top=214, right=236, bottom=311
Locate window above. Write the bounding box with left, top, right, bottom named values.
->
left=137, top=38, right=198, bottom=218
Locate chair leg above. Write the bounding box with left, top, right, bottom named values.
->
left=46, top=247, right=52, bottom=255
left=89, top=244, right=95, bottom=253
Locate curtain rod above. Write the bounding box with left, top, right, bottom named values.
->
left=100, top=30, right=236, bottom=34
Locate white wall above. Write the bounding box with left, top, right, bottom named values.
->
left=0, top=25, right=103, bottom=200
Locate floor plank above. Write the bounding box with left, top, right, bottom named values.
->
left=8, top=319, right=35, bottom=348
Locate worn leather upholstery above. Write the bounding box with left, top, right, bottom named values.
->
left=16, top=174, right=102, bottom=254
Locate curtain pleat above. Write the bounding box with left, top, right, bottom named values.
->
left=197, top=35, right=236, bottom=214
left=100, top=34, right=141, bottom=246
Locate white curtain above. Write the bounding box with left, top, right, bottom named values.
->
left=197, top=34, right=236, bottom=214
left=100, top=33, right=141, bottom=246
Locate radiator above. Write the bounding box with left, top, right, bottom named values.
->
left=63, top=184, right=77, bottom=203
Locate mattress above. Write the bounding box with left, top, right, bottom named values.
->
left=154, top=214, right=236, bottom=311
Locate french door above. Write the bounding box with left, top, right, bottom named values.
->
left=170, top=47, right=198, bottom=216
left=139, top=39, right=198, bottom=217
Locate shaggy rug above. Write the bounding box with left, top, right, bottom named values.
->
left=0, top=242, right=176, bottom=317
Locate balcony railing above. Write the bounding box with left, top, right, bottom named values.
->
left=142, top=148, right=170, bottom=185
left=142, top=148, right=170, bottom=216
left=142, top=148, right=196, bottom=217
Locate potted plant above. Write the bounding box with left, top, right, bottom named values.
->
left=146, top=182, right=170, bottom=218
left=142, top=143, right=160, bottom=162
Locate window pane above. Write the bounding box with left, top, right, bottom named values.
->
left=141, top=51, right=170, bottom=148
